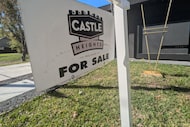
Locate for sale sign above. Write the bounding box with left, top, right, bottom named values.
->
left=19, top=0, right=115, bottom=91
left=68, top=10, right=103, bottom=39
left=68, top=10, right=104, bottom=55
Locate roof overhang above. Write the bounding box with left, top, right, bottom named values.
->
left=128, top=0, right=149, bottom=5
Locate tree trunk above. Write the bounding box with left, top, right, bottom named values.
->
left=22, top=40, right=27, bottom=61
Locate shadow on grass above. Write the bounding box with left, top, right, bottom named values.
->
left=162, top=73, right=189, bottom=78
left=48, top=84, right=190, bottom=98
left=47, top=85, right=118, bottom=112
left=131, top=86, right=190, bottom=93
left=47, top=84, right=118, bottom=98
left=62, top=84, right=118, bottom=90
left=47, top=90, right=68, bottom=98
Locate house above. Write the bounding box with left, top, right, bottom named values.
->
left=0, top=37, right=16, bottom=53
left=100, top=0, right=190, bottom=61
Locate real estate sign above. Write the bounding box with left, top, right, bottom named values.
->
left=19, top=0, right=115, bottom=91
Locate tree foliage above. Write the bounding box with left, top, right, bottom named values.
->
left=0, top=0, right=27, bottom=61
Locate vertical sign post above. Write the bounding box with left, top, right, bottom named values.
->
left=109, top=0, right=131, bottom=127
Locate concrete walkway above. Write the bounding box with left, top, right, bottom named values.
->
left=0, top=63, right=35, bottom=104
left=130, top=58, right=190, bottom=66
left=0, top=79, right=34, bottom=102
left=0, top=63, right=32, bottom=82
left=0, top=63, right=37, bottom=113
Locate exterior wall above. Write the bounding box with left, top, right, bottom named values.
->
left=100, top=0, right=190, bottom=60
left=142, top=22, right=190, bottom=54
left=128, top=0, right=190, bottom=61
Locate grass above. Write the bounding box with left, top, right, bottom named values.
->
left=130, top=62, right=190, bottom=126
left=0, top=60, right=190, bottom=126
left=0, top=53, right=29, bottom=66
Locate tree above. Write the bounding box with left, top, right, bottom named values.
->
left=0, top=29, right=3, bottom=38
left=0, top=0, right=27, bottom=61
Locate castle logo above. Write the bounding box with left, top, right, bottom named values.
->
left=68, top=10, right=104, bottom=55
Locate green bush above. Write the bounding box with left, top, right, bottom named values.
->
left=9, top=37, right=23, bottom=53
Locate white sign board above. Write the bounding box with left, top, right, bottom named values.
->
left=19, top=0, right=115, bottom=91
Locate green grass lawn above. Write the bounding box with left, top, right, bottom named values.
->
left=0, top=53, right=29, bottom=66
left=0, top=60, right=189, bottom=126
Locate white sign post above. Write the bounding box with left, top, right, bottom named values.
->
left=109, top=0, right=132, bottom=127
left=18, top=0, right=115, bottom=91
